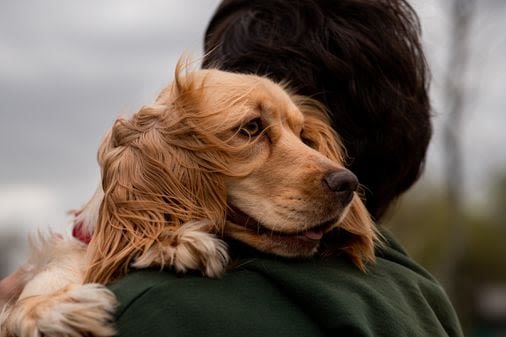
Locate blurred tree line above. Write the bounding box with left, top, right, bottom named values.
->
left=388, top=172, right=506, bottom=335
left=392, top=1, right=506, bottom=335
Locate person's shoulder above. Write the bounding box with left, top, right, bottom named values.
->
left=109, top=265, right=266, bottom=317
left=108, top=235, right=463, bottom=337
left=109, top=264, right=327, bottom=337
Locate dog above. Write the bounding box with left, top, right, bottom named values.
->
left=0, top=63, right=378, bottom=337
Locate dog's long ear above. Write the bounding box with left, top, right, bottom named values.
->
left=335, top=196, right=378, bottom=271
left=84, top=102, right=228, bottom=284
left=294, top=95, right=378, bottom=270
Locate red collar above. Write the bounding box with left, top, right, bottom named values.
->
left=72, top=220, right=92, bottom=244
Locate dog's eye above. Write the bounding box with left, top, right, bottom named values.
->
left=301, top=136, right=316, bottom=149
left=239, top=118, right=263, bottom=137
left=301, top=129, right=317, bottom=149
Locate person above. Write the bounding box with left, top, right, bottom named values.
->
left=109, top=1, right=463, bottom=336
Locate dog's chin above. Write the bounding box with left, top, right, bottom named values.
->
left=225, top=206, right=338, bottom=258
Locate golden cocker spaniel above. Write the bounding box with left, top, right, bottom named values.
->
left=0, top=63, right=377, bottom=337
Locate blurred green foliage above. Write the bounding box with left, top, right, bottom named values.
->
left=387, top=172, right=506, bottom=334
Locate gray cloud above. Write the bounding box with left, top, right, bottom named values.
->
left=0, top=0, right=504, bottom=243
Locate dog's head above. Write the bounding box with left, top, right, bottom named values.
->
left=85, top=65, right=377, bottom=283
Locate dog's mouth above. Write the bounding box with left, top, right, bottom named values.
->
left=226, top=205, right=336, bottom=242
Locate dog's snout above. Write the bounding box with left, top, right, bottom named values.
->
left=323, top=169, right=358, bottom=203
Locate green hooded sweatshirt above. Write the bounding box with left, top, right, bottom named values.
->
left=109, top=230, right=463, bottom=337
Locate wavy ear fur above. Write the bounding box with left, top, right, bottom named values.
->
left=84, top=69, right=231, bottom=284
left=293, top=94, right=379, bottom=270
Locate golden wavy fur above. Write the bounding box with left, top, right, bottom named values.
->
left=85, top=62, right=378, bottom=285
left=1, top=63, right=378, bottom=337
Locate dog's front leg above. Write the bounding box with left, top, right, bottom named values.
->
left=0, top=234, right=117, bottom=337
left=132, top=220, right=229, bottom=278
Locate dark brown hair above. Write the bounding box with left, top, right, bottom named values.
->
left=203, top=0, right=431, bottom=221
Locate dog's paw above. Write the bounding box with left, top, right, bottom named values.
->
left=0, top=283, right=117, bottom=337
left=132, top=220, right=229, bottom=278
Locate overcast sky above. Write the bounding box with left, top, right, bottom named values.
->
left=0, top=0, right=505, bottom=264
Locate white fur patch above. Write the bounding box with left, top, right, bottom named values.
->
left=0, top=233, right=117, bottom=337
left=73, top=186, right=104, bottom=235
left=1, top=284, right=116, bottom=337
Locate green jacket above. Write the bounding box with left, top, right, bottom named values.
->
left=109, top=230, right=463, bottom=337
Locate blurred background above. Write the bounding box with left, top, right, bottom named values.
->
left=0, top=0, right=504, bottom=335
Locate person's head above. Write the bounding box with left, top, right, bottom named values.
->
left=203, top=0, right=431, bottom=222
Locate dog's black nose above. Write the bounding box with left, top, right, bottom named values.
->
left=323, top=169, right=358, bottom=203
